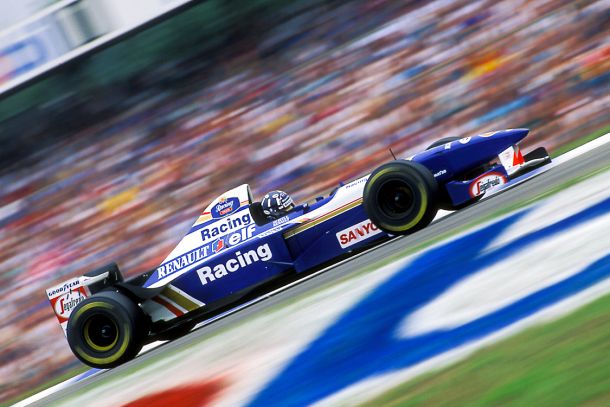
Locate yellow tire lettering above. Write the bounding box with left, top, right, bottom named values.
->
left=366, top=163, right=433, bottom=233
left=73, top=299, right=135, bottom=366
left=73, top=302, right=112, bottom=320
left=365, top=168, right=394, bottom=189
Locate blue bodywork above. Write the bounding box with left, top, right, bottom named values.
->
left=143, top=128, right=535, bottom=315
left=412, top=128, right=527, bottom=182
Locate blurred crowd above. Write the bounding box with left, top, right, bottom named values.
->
left=1, top=0, right=609, bottom=402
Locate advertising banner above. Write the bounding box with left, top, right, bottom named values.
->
left=0, top=16, right=71, bottom=86
left=0, top=0, right=193, bottom=93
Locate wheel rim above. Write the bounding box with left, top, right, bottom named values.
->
left=83, top=314, right=119, bottom=352
left=378, top=179, right=415, bottom=219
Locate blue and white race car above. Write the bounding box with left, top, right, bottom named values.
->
left=46, top=128, right=551, bottom=368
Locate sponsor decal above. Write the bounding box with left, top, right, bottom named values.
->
left=479, top=130, right=500, bottom=138
left=459, top=137, right=471, bottom=144
left=213, top=237, right=225, bottom=253
left=512, top=148, right=525, bottom=166
left=210, top=197, right=240, bottom=219
left=469, top=172, right=507, bottom=197
left=197, top=243, right=273, bottom=285
left=433, top=169, right=447, bottom=178
left=158, top=246, right=212, bottom=278
left=272, top=216, right=290, bottom=227
left=336, top=219, right=383, bottom=248
left=345, top=176, right=369, bottom=189
left=257, top=225, right=285, bottom=238
left=158, top=224, right=256, bottom=279
left=50, top=286, right=88, bottom=323
left=499, top=148, right=513, bottom=165
left=226, top=224, right=255, bottom=246
left=202, top=212, right=252, bottom=241
left=499, top=146, right=525, bottom=169
left=46, top=279, right=82, bottom=298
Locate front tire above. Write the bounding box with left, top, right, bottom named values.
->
left=67, top=291, right=147, bottom=368
left=363, top=161, right=438, bottom=235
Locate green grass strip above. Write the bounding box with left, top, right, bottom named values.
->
left=551, top=124, right=610, bottom=158
left=32, top=162, right=610, bottom=405
left=361, top=291, right=610, bottom=407
left=10, top=127, right=610, bottom=406
left=2, top=365, right=88, bottom=407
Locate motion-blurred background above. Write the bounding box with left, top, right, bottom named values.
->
left=0, top=0, right=608, bottom=403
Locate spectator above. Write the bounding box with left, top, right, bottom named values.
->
left=0, top=0, right=609, bottom=402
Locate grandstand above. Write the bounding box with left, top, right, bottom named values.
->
left=1, top=0, right=609, bottom=403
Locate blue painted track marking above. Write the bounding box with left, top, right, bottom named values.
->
left=248, top=198, right=610, bottom=407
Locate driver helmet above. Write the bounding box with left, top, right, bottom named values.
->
left=261, top=190, right=294, bottom=218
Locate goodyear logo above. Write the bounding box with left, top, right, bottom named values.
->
left=46, top=279, right=81, bottom=298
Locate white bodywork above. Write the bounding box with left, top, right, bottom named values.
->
left=45, top=272, right=109, bottom=336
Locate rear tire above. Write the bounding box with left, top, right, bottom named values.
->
left=67, top=291, right=148, bottom=368
left=363, top=161, right=438, bottom=235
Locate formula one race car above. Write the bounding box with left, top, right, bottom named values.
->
left=46, top=128, right=550, bottom=368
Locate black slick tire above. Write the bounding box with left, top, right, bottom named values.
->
left=363, top=160, right=438, bottom=235
left=66, top=291, right=147, bottom=368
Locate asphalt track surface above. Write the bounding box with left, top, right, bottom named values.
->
left=33, top=141, right=610, bottom=406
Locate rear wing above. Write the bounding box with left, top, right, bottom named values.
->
left=45, top=272, right=110, bottom=335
